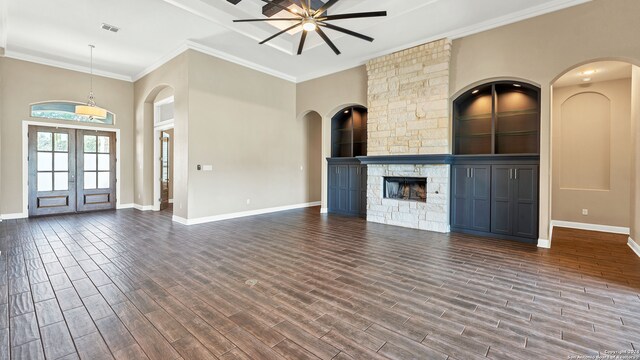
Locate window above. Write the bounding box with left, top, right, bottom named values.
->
left=30, top=101, right=115, bottom=125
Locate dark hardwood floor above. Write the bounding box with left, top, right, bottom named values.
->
left=0, top=207, right=639, bottom=359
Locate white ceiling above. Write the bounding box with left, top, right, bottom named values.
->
left=1, top=0, right=591, bottom=83
left=554, top=61, right=632, bottom=88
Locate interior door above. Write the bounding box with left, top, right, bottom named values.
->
left=28, top=126, right=77, bottom=216
left=76, top=130, right=116, bottom=212
left=160, top=132, right=170, bottom=210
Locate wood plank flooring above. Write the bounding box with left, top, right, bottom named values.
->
left=0, top=208, right=639, bottom=359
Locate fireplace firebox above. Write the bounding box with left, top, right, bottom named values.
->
left=384, top=177, right=427, bottom=202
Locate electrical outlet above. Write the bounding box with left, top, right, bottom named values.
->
left=582, top=209, right=588, bottom=216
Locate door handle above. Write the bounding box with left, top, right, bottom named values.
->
left=467, top=168, right=470, bottom=178
left=470, top=168, right=474, bottom=178
left=515, top=169, right=518, bottom=179
left=509, top=169, right=513, bottom=179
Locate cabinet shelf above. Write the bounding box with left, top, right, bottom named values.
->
left=458, top=113, right=492, bottom=121
left=454, top=81, right=540, bottom=155
left=496, top=130, right=538, bottom=136
left=331, top=106, right=368, bottom=158
left=496, top=109, right=538, bottom=118
left=457, top=133, right=491, bottom=138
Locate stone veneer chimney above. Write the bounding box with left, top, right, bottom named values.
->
left=365, top=39, right=452, bottom=232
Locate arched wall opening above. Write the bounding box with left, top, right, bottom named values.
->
left=139, top=84, right=176, bottom=212
left=550, top=60, right=640, bottom=250
left=299, top=111, right=322, bottom=204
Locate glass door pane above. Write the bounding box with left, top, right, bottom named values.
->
left=28, top=126, right=76, bottom=216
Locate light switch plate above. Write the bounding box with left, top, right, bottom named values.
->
left=203, top=165, right=213, bottom=171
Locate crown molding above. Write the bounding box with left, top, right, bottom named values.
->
left=3, top=0, right=590, bottom=85
left=0, top=0, right=7, bottom=49
left=186, top=41, right=297, bottom=82
left=444, top=0, right=591, bottom=40
left=3, top=50, right=133, bottom=82
left=132, top=43, right=190, bottom=82
left=132, top=40, right=297, bottom=83
left=295, top=0, right=591, bottom=83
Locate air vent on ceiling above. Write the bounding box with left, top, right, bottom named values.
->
left=101, top=23, right=120, bottom=33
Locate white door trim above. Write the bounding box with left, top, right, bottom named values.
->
left=153, top=122, right=174, bottom=212
left=22, top=120, right=122, bottom=218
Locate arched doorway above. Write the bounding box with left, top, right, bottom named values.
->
left=550, top=60, right=635, bottom=241
left=301, top=111, right=323, bottom=205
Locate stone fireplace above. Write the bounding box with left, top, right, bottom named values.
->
left=363, top=39, right=452, bottom=232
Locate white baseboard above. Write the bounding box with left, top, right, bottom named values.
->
left=628, top=237, right=640, bottom=258
left=116, top=203, right=135, bottom=210
left=0, top=213, right=28, bottom=221
left=320, top=207, right=328, bottom=214
left=537, top=238, right=551, bottom=249
left=172, top=201, right=321, bottom=226
left=169, top=199, right=174, bottom=204
left=133, top=204, right=155, bottom=211
left=551, top=220, right=630, bottom=235
left=172, top=215, right=188, bottom=225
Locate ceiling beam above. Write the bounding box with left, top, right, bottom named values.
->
left=262, top=0, right=326, bottom=17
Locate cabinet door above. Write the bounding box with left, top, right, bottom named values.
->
left=469, top=165, right=491, bottom=232
left=359, top=166, right=368, bottom=216
left=451, top=165, right=471, bottom=228
left=337, top=165, right=349, bottom=212
left=348, top=165, right=361, bottom=214
left=513, top=166, right=539, bottom=238
left=328, top=165, right=338, bottom=212
left=491, top=166, right=514, bottom=235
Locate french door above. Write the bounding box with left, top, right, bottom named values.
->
left=28, top=126, right=116, bottom=216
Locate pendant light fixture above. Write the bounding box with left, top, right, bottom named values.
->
left=75, top=44, right=107, bottom=119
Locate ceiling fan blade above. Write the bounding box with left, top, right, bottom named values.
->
left=320, top=11, right=387, bottom=21
left=291, top=0, right=309, bottom=15
left=259, top=22, right=302, bottom=44
left=297, top=31, right=308, bottom=55
left=234, top=18, right=301, bottom=22
left=260, top=0, right=300, bottom=16
left=318, top=22, right=374, bottom=42
left=313, top=0, right=340, bottom=17
left=315, top=27, right=341, bottom=55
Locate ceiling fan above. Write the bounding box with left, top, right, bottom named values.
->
left=228, top=0, right=387, bottom=55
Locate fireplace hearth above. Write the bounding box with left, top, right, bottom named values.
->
left=384, top=177, right=427, bottom=202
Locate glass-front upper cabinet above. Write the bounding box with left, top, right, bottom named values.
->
left=453, top=81, right=540, bottom=155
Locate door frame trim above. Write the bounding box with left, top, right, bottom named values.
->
left=153, top=122, right=174, bottom=212
left=22, top=121, right=122, bottom=218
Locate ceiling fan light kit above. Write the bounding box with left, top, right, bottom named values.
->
left=230, top=0, right=387, bottom=55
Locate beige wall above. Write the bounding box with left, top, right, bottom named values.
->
left=187, top=50, right=307, bottom=219
left=552, top=78, right=631, bottom=227
left=631, top=66, right=640, bottom=242
left=303, top=112, right=322, bottom=202
left=451, top=0, right=640, bottom=242
left=296, top=65, right=368, bottom=210
left=0, top=57, right=134, bottom=216
left=133, top=52, right=189, bottom=217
